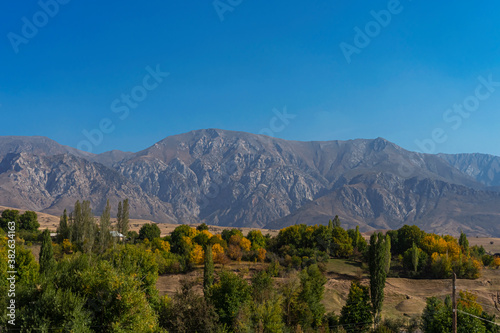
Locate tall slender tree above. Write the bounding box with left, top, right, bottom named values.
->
left=332, top=215, right=341, bottom=228
left=411, top=242, right=419, bottom=274
left=204, top=244, right=214, bottom=296
left=39, top=229, right=55, bottom=273
left=384, top=234, right=391, bottom=274
left=121, top=199, right=129, bottom=235
left=72, top=200, right=83, bottom=244
left=459, top=230, right=469, bottom=256
left=56, top=209, right=70, bottom=243
left=368, top=232, right=389, bottom=323
left=117, top=201, right=123, bottom=234
left=81, top=200, right=96, bottom=253
left=99, top=200, right=112, bottom=252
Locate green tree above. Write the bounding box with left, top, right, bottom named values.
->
left=0, top=209, right=20, bottom=231
left=247, top=230, right=267, bottom=250
left=411, top=242, right=419, bottom=274
left=16, top=286, right=92, bottom=332
left=56, top=209, right=70, bottom=243
left=459, top=230, right=470, bottom=256
left=20, top=211, right=39, bottom=231
left=39, top=229, right=55, bottom=274
left=251, top=270, right=273, bottom=304
left=280, top=273, right=301, bottom=327
left=71, top=200, right=83, bottom=243
left=221, top=228, right=244, bottom=243
left=104, top=244, right=159, bottom=302
left=421, top=296, right=451, bottom=333
left=117, top=200, right=123, bottom=232
left=197, top=222, right=209, bottom=231
left=53, top=255, right=159, bottom=332
left=15, top=243, right=39, bottom=286
left=395, top=225, right=425, bottom=255
left=369, top=232, right=389, bottom=323
left=332, top=215, right=341, bottom=228
left=81, top=200, right=96, bottom=253
left=421, top=292, right=493, bottom=333
left=331, top=226, right=353, bottom=258
left=209, top=270, right=251, bottom=327
left=71, top=200, right=96, bottom=252
left=99, top=199, right=112, bottom=252
left=193, top=231, right=211, bottom=247
left=171, top=224, right=195, bottom=255
left=117, top=199, right=130, bottom=235
left=204, top=244, right=214, bottom=295
left=297, top=264, right=327, bottom=329
left=235, top=291, right=284, bottom=333
left=159, top=279, right=219, bottom=333
left=340, top=281, right=372, bottom=332
left=328, top=219, right=334, bottom=230
left=385, top=235, right=391, bottom=274
left=139, top=223, right=161, bottom=241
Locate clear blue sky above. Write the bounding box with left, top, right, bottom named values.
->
left=2, top=1, right=500, bottom=155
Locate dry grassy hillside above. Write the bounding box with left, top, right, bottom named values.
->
left=156, top=259, right=500, bottom=321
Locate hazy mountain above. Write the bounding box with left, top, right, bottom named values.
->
left=1, top=130, right=499, bottom=236
left=438, top=153, right=500, bottom=188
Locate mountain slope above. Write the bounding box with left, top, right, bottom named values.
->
left=267, top=172, right=500, bottom=236
left=438, top=153, right=500, bottom=188
left=0, top=152, right=176, bottom=222
left=0, top=130, right=499, bottom=236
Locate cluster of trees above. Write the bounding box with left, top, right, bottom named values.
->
left=161, top=258, right=329, bottom=332
left=55, top=199, right=130, bottom=254
left=422, top=291, right=498, bottom=333
left=386, top=226, right=494, bottom=279
left=134, top=222, right=268, bottom=274
left=0, top=209, right=40, bottom=234
left=1, top=203, right=499, bottom=332
left=269, top=217, right=367, bottom=270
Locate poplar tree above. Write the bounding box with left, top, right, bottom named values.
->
left=121, top=199, right=129, bottom=235
left=56, top=209, right=70, bottom=243
left=76, top=200, right=95, bottom=253
left=117, top=201, right=123, bottom=233
left=117, top=200, right=130, bottom=236
left=411, top=242, right=419, bottom=274
left=368, top=232, right=389, bottom=323
left=332, top=215, right=341, bottom=228
left=99, top=199, right=112, bottom=252
left=459, top=230, right=469, bottom=256
left=384, top=234, right=391, bottom=274
left=39, top=229, right=55, bottom=273
left=204, top=244, right=214, bottom=296
left=72, top=200, right=83, bottom=244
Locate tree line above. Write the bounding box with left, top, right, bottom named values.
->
left=0, top=203, right=499, bottom=332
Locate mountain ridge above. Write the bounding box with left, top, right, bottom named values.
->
left=1, top=130, right=499, bottom=236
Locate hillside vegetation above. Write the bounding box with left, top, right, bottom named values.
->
left=1, top=203, right=499, bottom=332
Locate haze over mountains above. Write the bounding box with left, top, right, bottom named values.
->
left=1, top=129, right=499, bottom=236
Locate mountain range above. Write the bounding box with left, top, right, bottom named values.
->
left=1, top=129, right=499, bottom=236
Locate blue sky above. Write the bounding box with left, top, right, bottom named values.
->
left=2, top=1, right=500, bottom=155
